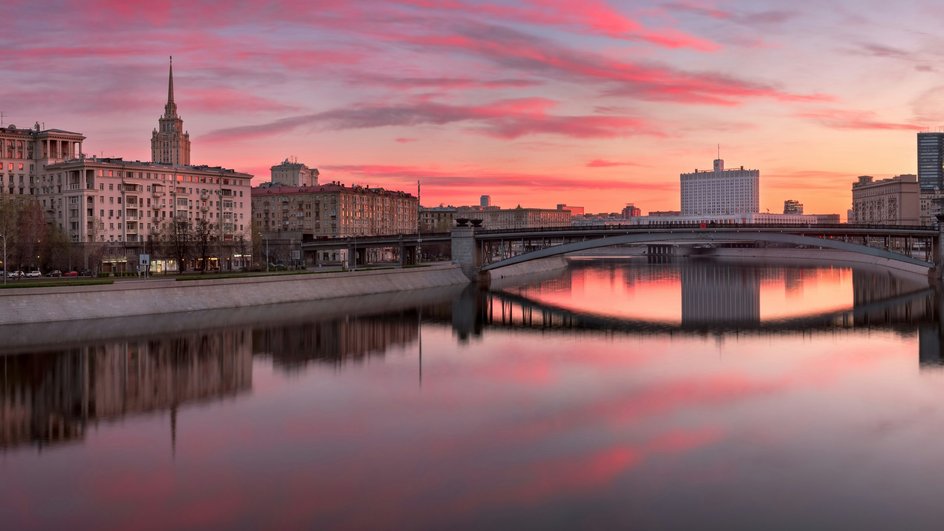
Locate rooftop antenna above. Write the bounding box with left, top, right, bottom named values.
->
left=0, top=111, right=4, bottom=126
left=717, top=144, right=721, bottom=160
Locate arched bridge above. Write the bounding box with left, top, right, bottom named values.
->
left=450, top=224, right=941, bottom=279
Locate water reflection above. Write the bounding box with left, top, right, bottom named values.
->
left=1, top=332, right=253, bottom=450
left=5, top=260, right=944, bottom=529
left=253, top=312, right=420, bottom=371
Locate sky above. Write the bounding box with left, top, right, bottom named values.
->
left=2, top=0, right=942, bottom=216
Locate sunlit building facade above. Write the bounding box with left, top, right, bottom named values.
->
left=0, top=123, right=85, bottom=196
left=850, top=174, right=920, bottom=225
left=270, top=159, right=319, bottom=188
left=39, top=157, right=252, bottom=246
left=680, top=158, right=759, bottom=216
left=252, top=183, right=418, bottom=238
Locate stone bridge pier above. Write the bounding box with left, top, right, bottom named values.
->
left=451, top=225, right=481, bottom=281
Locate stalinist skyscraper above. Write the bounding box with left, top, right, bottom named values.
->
left=151, top=57, right=191, bottom=165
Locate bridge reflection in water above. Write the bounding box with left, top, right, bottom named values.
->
left=450, top=262, right=944, bottom=365
left=4, top=261, right=944, bottom=452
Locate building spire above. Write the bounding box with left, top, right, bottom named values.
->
left=163, top=56, right=178, bottom=119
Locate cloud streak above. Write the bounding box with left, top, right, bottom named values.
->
left=202, top=98, right=660, bottom=142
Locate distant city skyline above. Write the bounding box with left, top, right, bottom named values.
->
left=3, top=1, right=941, bottom=214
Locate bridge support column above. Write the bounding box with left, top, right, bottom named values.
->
left=932, top=218, right=944, bottom=282
left=452, top=225, right=481, bottom=281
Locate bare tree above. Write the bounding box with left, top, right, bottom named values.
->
left=164, top=215, right=192, bottom=273
left=83, top=218, right=107, bottom=274
left=193, top=214, right=215, bottom=272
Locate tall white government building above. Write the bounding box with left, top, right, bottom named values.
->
left=627, top=156, right=823, bottom=226
left=680, top=158, right=759, bottom=216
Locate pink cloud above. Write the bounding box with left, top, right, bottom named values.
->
left=400, top=23, right=829, bottom=106
left=797, top=109, right=921, bottom=131
left=587, top=159, right=643, bottom=168
left=201, top=97, right=660, bottom=142
left=181, top=88, right=298, bottom=113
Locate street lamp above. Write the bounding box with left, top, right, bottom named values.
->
left=0, top=233, right=6, bottom=285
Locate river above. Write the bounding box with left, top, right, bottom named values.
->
left=2, top=258, right=944, bottom=529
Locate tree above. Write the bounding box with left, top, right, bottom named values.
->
left=84, top=217, right=107, bottom=274
left=193, top=214, right=215, bottom=272
left=165, top=215, right=192, bottom=273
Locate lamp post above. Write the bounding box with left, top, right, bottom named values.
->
left=0, top=233, right=6, bottom=285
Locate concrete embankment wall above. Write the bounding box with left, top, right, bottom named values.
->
left=0, top=264, right=470, bottom=325
left=485, top=255, right=569, bottom=282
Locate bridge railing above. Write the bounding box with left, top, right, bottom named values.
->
left=474, top=222, right=935, bottom=236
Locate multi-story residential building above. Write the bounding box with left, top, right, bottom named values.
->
left=680, top=158, right=759, bottom=216
left=783, top=199, right=804, bottom=214
left=270, top=158, right=319, bottom=187
left=920, top=188, right=944, bottom=226
left=31, top=59, right=253, bottom=272
left=621, top=204, right=640, bottom=218
left=0, top=123, right=85, bottom=196
left=252, top=183, right=418, bottom=238
left=151, top=57, right=191, bottom=166
left=39, top=157, right=252, bottom=244
left=456, top=205, right=571, bottom=230
left=850, top=174, right=920, bottom=225
left=420, top=206, right=457, bottom=233
left=557, top=204, right=586, bottom=216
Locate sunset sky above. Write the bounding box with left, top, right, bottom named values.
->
left=3, top=0, right=941, bottom=216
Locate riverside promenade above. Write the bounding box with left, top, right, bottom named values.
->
left=0, top=263, right=470, bottom=326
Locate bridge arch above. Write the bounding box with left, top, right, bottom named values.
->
left=480, top=231, right=933, bottom=273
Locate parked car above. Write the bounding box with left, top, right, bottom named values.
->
left=25, top=270, right=42, bottom=278
left=48, top=270, right=62, bottom=277
left=63, top=270, right=79, bottom=277
left=7, top=270, right=23, bottom=279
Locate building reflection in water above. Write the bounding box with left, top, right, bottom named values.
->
left=0, top=308, right=437, bottom=451
left=1, top=331, right=253, bottom=450
left=252, top=311, right=421, bottom=371
left=680, top=262, right=760, bottom=326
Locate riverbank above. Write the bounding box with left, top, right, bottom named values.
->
left=0, top=263, right=470, bottom=326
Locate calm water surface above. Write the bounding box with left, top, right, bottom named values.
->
left=3, top=259, right=944, bottom=530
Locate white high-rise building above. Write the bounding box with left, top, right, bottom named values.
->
left=680, top=159, right=759, bottom=216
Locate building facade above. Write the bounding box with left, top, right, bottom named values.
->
left=0, top=123, right=85, bottom=196
left=457, top=205, right=571, bottom=230
left=150, top=58, right=191, bottom=166
left=40, top=158, right=252, bottom=244
left=920, top=189, right=944, bottom=226
left=271, top=159, right=319, bottom=187
left=850, top=174, right=920, bottom=225
left=252, top=183, right=418, bottom=238
left=621, top=204, right=641, bottom=218
left=680, top=159, right=759, bottom=216
left=557, top=204, right=586, bottom=216
left=783, top=199, right=804, bottom=214
left=420, top=206, right=457, bottom=233
left=28, top=59, right=252, bottom=272
left=918, top=132, right=944, bottom=192
left=627, top=212, right=821, bottom=226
